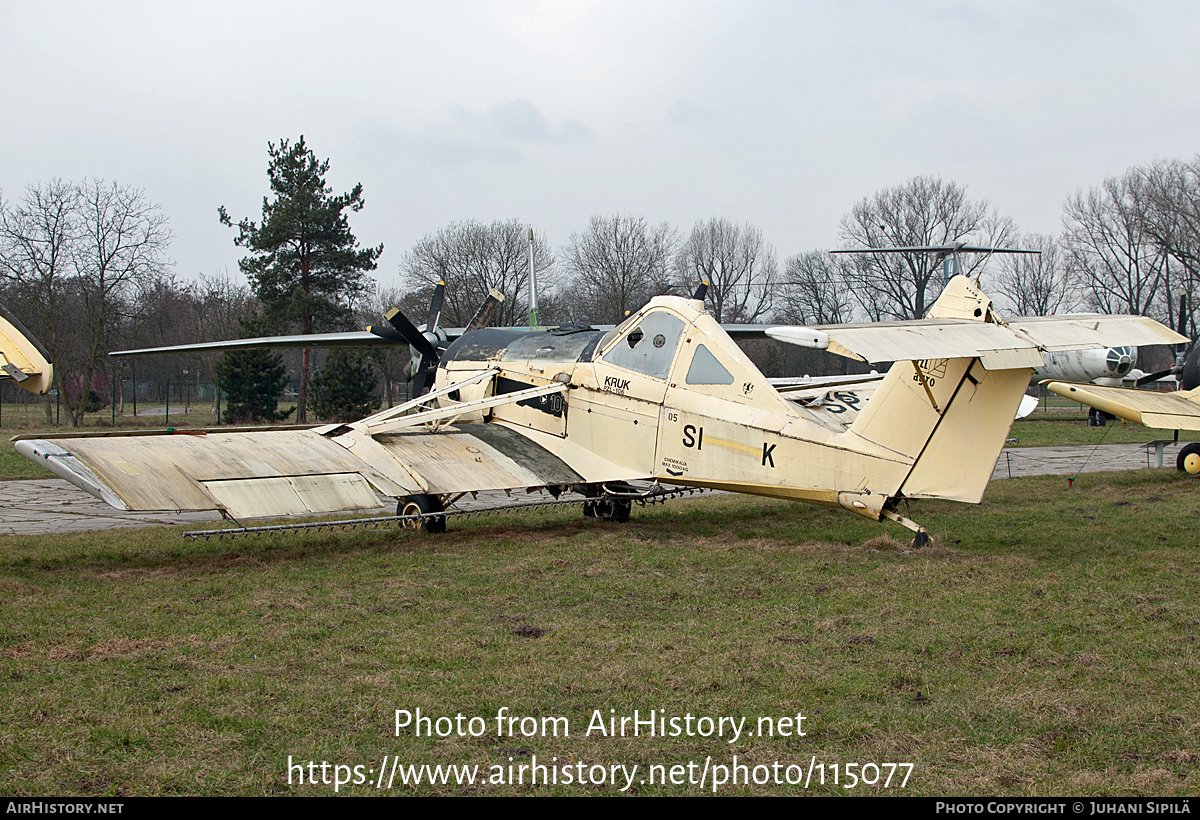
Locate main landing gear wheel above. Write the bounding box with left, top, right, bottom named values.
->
left=583, top=497, right=632, bottom=523
left=1177, top=442, right=1200, bottom=475
left=398, top=494, right=446, bottom=533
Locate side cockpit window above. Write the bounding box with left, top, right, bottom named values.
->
left=685, top=344, right=734, bottom=385
left=601, top=310, right=685, bottom=380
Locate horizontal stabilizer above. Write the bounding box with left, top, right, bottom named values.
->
left=767, top=320, right=1045, bottom=369
left=765, top=314, right=1186, bottom=370
left=1005, top=314, right=1186, bottom=351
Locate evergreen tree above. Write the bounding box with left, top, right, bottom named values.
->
left=308, top=349, right=381, bottom=422
left=219, top=136, right=382, bottom=423
left=213, top=318, right=295, bottom=424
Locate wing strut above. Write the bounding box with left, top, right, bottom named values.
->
left=325, top=367, right=501, bottom=434
left=368, top=382, right=568, bottom=435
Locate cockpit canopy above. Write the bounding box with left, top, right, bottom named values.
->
left=440, top=326, right=606, bottom=367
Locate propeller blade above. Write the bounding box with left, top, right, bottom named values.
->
left=1135, top=368, right=1175, bottom=387
left=366, top=324, right=408, bottom=344
left=1180, top=345, right=1200, bottom=391
left=692, top=280, right=709, bottom=301
left=411, top=355, right=435, bottom=396
left=464, top=289, right=505, bottom=334
left=385, top=307, right=439, bottom=362
left=426, top=281, right=446, bottom=334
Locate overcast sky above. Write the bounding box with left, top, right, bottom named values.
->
left=3, top=0, right=1198, bottom=291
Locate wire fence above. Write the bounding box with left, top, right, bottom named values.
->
left=0, top=376, right=415, bottom=428
left=993, top=441, right=1182, bottom=480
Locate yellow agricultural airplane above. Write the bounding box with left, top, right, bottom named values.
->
left=12, top=276, right=1187, bottom=545
left=1043, top=342, right=1200, bottom=473
left=0, top=304, right=53, bottom=397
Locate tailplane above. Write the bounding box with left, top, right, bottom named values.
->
left=844, top=278, right=1033, bottom=506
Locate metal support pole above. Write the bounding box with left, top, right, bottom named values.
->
left=165, top=378, right=170, bottom=427
left=527, top=227, right=539, bottom=328
left=111, top=371, right=116, bottom=426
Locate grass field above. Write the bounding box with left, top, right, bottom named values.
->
left=2, top=469, right=1198, bottom=796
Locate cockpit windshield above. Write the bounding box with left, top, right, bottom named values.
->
left=599, top=310, right=685, bottom=380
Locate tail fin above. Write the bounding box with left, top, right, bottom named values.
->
left=844, top=278, right=1032, bottom=504
left=0, top=304, right=52, bottom=395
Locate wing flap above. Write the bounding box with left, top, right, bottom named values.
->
left=201, top=474, right=384, bottom=519
left=370, top=424, right=583, bottom=494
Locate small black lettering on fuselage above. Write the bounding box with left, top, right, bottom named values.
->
left=497, top=376, right=566, bottom=418
left=762, top=442, right=776, bottom=467
left=683, top=425, right=703, bottom=449
left=604, top=375, right=631, bottom=394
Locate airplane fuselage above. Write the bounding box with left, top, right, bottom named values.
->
left=436, top=288, right=1030, bottom=530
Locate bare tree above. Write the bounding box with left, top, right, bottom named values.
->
left=0, top=179, right=171, bottom=426
left=838, top=176, right=1015, bottom=319
left=71, top=179, right=172, bottom=425
left=775, top=250, right=855, bottom=325
left=562, top=214, right=678, bottom=324
left=1064, top=171, right=1164, bottom=317
left=1128, top=158, right=1200, bottom=336
left=676, top=218, right=777, bottom=322
left=401, top=220, right=554, bottom=327
left=0, top=181, right=77, bottom=422
left=991, top=232, right=1079, bottom=316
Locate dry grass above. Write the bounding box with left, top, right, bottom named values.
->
left=1, top=470, right=1198, bottom=795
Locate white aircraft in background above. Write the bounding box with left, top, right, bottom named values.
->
left=1033, top=346, right=1139, bottom=386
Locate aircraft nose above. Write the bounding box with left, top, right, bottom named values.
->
left=1107, top=347, right=1134, bottom=376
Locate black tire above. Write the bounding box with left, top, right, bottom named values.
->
left=398, top=494, right=446, bottom=533
left=1177, top=442, right=1200, bottom=475
left=583, top=497, right=632, bottom=523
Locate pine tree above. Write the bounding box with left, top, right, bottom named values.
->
left=308, top=349, right=381, bottom=422
left=213, top=318, right=295, bottom=424
left=219, top=136, right=382, bottom=422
